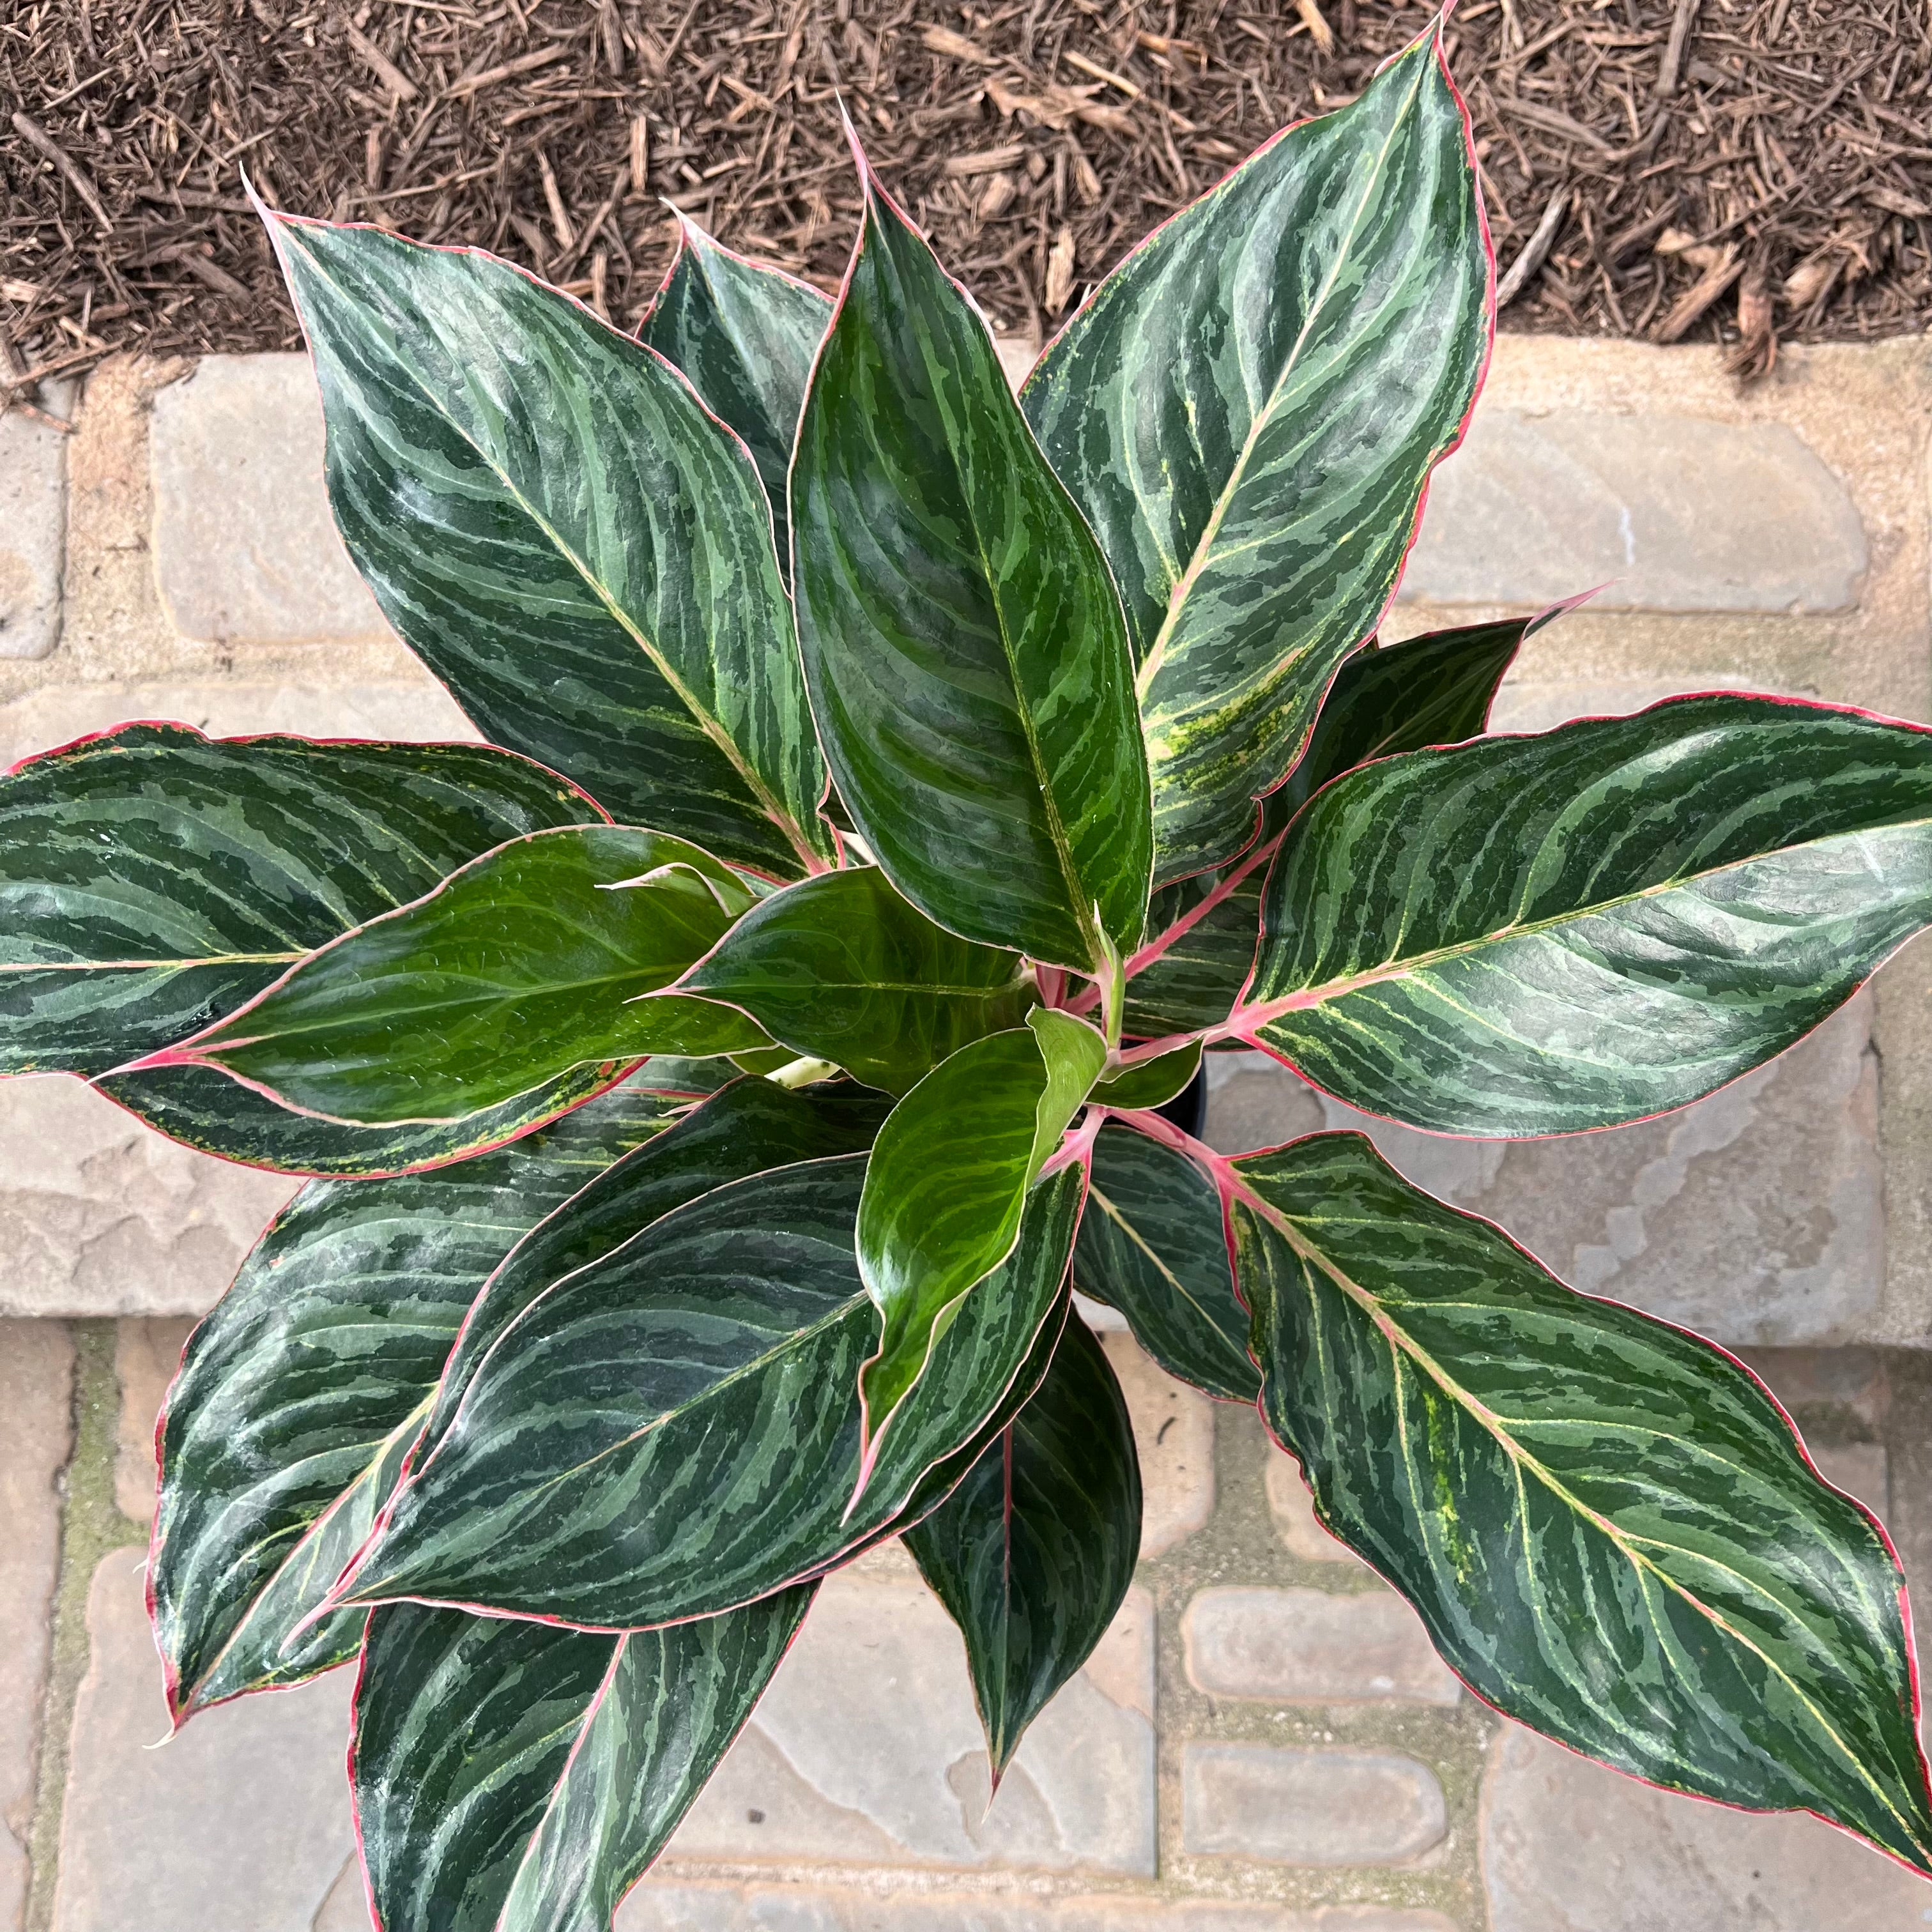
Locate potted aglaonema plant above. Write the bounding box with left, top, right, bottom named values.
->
left=4, top=20, right=1932, bottom=1928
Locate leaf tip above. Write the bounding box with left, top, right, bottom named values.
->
left=836, top=96, right=871, bottom=190
left=663, top=199, right=716, bottom=254
left=239, top=167, right=275, bottom=225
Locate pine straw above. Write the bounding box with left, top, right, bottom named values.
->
left=3, top=0, right=1929, bottom=413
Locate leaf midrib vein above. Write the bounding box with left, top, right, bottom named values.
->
left=1234, top=813, right=1932, bottom=1030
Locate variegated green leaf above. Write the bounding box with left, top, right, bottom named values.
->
left=411, top=1075, right=893, bottom=1475
left=906, top=1310, right=1139, bottom=1775
left=857, top=1009, right=1105, bottom=1449
left=332, top=1160, right=1083, bottom=1630
left=1236, top=694, right=1932, bottom=1134
left=1091, top=1040, right=1200, bottom=1112
left=1272, top=610, right=1556, bottom=818
left=1112, top=612, right=1534, bottom=1043
left=98, top=1057, right=644, bottom=1180
left=354, top=1587, right=812, bottom=1932
left=0, top=723, right=598, bottom=1079
left=790, top=144, right=1151, bottom=971
left=264, top=210, right=834, bottom=877
left=1075, top=1119, right=1257, bottom=1402
left=682, top=864, right=1033, bottom=1094
left=1231, top=1129, right=1932, bottom=1873
left=156, top=1077, right=879, bottom=1721
left=1022, top=26, right=1488, bottom=884
left=132, top=827, right=770, bottom=1126
left=150, top=1071, right=695, bottom=1721
left=637, top=213, right=832, bottom=572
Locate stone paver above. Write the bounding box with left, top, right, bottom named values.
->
left=114, top=1319, right=195, bottom=1524
left=1485, top=674, right=1757, bottom=735
left=52, top=1547, right=355, bottom=1932
left=39, top=355, right=180, bottom=700
left=1101, top=1333, right=1213, bottom=1558
left=670, top=1572, right=1156, bottom=1876
left=0, top=1321, right=73, bottom=1932
left=624, top=1883, right=1458, bottom=1932
left=1480, top=1722, right=1932, bottom=1930
left=1403, top=408, right=1867, bottom=612
left=0, top=677, right=473, bottom=770
left=1264, top=1454, right=1368, bottom=1569
left=1206, top=988, right=1881, bottom=1349
left=0, top=1075, right=296, bottom=1320
left=1183, top=1587, right=1459, bottom=1707
left=1181, top=1744, right=1446, bottom=1867
left=149, top=356, right=392, bottom=648
left=0, top=384, right=73, bottom=660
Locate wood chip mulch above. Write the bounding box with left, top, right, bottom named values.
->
left=4, top=0, right=1931, bottom=421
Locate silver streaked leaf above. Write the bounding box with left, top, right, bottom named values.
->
left=636, top=214, right=832, bottom=574
left=1238, top=694, right=1932, bottom=1135
left=1233, top=1128, right=1932, bottom=1874
left=266, top=210, right=834, bottom=876
left=150, top=1071, right=696, bottom=1719
left=330, top=1160, right=1085, bottom=1629
left=353, top=1586, right=813, bottom=1932
left=1023, top=27, right=1488, bottom=884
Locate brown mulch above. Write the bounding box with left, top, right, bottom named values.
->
left=3, top=1, right=1931, bottom=415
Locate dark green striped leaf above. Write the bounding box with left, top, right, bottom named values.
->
left=857, top=1011, right=1105, bottom=1450
left=683, top=865, right=1033, bottom=1094
left=1273, top=611, right=1555, bottom=816
left=332, top=1160, right=1084, bottom=1629
left=97, top=1057, right=646, bottom=1179
left=790, top=146, right=1151, bottom=972
left=264, top=210, right=833, bottom=877
left=411, top=1075, right=894, bottom=1474
left=1091, top=1040, right=1200, bottom=1111
left=1238, top=694, right=1932, bottom=1135
left=906, top=1310, right=1140, bottom=1775
left=1231, top=1130, right=1932, bottom=1872
left=135, top=827, right=770, bottom=1126
left=1022, top=27, right=1488, bottom=884
left=1115, top=611, right=1543, bottom=1042
left=637, top=213, right=832, bottom=572
left=1074, top=1119, right=1257, bottom=1402
left=0, top=723, right=598, bottom=1078
left=150, top=1073, right=689, bottom=1721
left=354, top=1587, right=812, bottom=1932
